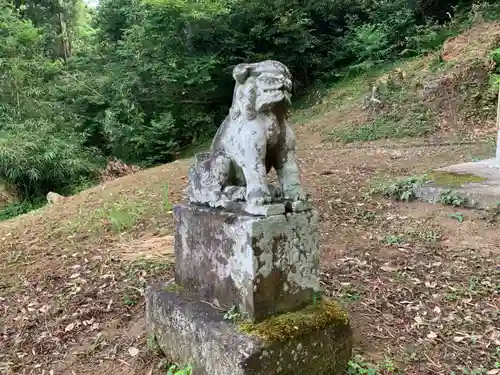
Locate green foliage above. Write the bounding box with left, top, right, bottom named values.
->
left=72, top=0, right=472, bottom=166
left=223, top=305, right=243, bottom=322
left=371, top=175, right=427, bottom=202
left=0, top=199, right=45, bottom=221
left=102, top=200, right=146, bottom=233
left=476, top=1, right=500, bottom=21
left=163, top=183, right=173, bottom=212
left=347, top=355, right=400, bottom=375
left=0, top=119, right=102, bottom=197
left=439, top=189, right=466, bottom=206
left=490, top=48, right=500, bottom=87
left=122, top=293, right=138, bottom=306
left=448, top=212, right=465, bottom=223
left=166, top=364, right=192, bottom=375
left=146, top=334, right=162, bottom=355
left=384, top=234, right=405, bottom=245
left=0, top=1, right=103, bottom=203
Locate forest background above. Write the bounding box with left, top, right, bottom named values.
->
left=1, top=0, right=500, bottom=218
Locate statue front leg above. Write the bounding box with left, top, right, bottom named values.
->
left=237, top=148, right=272, bottom=206
left=275, top=127, right=306, bottom=202
left=276, top=152, right=306, bottom=201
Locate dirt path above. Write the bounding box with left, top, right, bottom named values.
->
left=0, top=122, right=499, bottom=375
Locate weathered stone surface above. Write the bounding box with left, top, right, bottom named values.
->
left=415, top=158, right=500, bottom=209
left=285, top=200, right=312, bottom=213
left=146, top=282, right=352, bottom=375
left=174, top=203, right=320, bottom=322
left=46, top=191, right=66, bottom=204
left=242, top=203, right=286, bottom=216
left=186, top=60, right=307, bottom=209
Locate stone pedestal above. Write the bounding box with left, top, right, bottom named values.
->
left=146, top=281, right=353, bottom=375
left=146, top=204, right=352, bottom=375
left=174, top=204, right=320, bottom=322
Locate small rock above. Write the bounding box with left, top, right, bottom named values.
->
left=46, top=192, right=66, bottom=204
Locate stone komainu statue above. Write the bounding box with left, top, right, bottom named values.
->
left=186, top=60, right=306, bottom=209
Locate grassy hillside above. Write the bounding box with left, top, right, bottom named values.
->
left=294, top=20, right=500, bottom=146
left=1, top=20, right=500, bottom=375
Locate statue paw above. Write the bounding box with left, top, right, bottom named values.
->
left=284, top=187, right=307, bottom=201
left=246, top=187, right=272, bottom=206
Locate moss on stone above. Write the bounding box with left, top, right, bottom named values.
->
left=163, top=282, right=184, bottom=293
left=426, top=171, right=486, bottom=187
left=239, top=298, right=349, bottom=343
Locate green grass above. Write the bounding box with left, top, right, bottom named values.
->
left=328, top=84, right=436, bottom=143
left=384, top=234, right=405, bottom=246
left=329, top=115, right=435, bottom=143
left=106, top=201, right=146, bottom=233
left=406, top=228, right=442, bottom=244
left=59, top=197, right=149, bottom=235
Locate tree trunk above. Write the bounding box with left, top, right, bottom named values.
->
left=57, top=0, right=71, bottom=62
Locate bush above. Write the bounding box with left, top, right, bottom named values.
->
left=0, top=119, right=103, bottom=197
left=0, top=199, right=45, bottom=221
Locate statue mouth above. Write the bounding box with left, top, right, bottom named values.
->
left=255, top=89, right=291, bottom=113
left=255, top=76, right=293, bottom=112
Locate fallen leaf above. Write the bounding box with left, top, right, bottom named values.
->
left=453, top=336, right=465, bottom=342
left=424, top=281, right=437, bottom=288
left=427, top=331, right=438, bottom=339
left=381, top=265, right=398, bottom=272
left=65, top=322, right=75, bottom=332
left=487, top=369, right=500, bottom=375
left=128, top=347, right=139, bottom=357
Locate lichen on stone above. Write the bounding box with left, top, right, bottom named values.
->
left=426, top=171, right=486, bottom=187
left=238, top=298, right=349, bottom=343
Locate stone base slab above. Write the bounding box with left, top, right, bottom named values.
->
left=415, top=158, right=500, bottom=209
left=146, top=282, right=352, bottom=375
left=174, top=203, right=320, bottom=322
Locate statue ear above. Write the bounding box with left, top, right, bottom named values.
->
left=233, top=63, right=251, bottom=84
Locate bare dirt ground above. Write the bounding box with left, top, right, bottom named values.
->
left=1, top=21, right=500, bottom=375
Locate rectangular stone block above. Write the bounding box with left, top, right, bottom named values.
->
left=174, top=203, right=320, bottom=322
left=414, top=158, right=500, bottom=209
left=146, top=283, right=352, bottom=375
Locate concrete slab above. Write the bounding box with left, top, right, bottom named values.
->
left=415, top=158, right=500, bottom=209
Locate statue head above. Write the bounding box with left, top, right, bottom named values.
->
left=230, top=60, right=293, bottom=120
